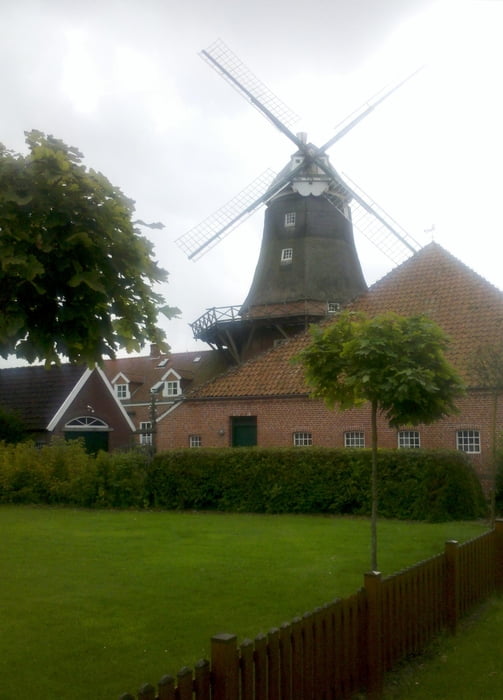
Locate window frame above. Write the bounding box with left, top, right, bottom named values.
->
left=189, top=434, right=202, bottom=448
left=398, top=430, right=421, bottom=449
left=281, top=247, right=293, bottom=264
left=344, top=431, right=365, bottom=448
left=284, top=211, right=296, bottom=227
left=293, top=431, right=313, bottom=447
left=164, top=379, right=180, bottom=397
left=456, top=429, right=481, bottom=454
left=139, top=421, right=153, bottom=446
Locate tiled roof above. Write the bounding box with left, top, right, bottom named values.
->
left=191, top=243, right=503, bottom=399
left=0, top=365, right=87, bottom=430
left=102, top=349, right=230, bottom=404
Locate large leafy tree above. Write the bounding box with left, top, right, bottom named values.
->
left=0, top=130, right=178, bottom=366
left=296, top=311, right=465, bottom=570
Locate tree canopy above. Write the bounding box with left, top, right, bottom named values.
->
left=296, top=310, right=465, bottom=569
left=0, top=130, right=178, bottom=366
left=298, top=311, right=465, bottom=427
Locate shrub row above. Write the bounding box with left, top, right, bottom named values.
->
left=0, top=440, right=488, bottom=521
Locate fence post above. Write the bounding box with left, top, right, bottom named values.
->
left=364, top=571, right=383, bottom=699
left=211, top=633, right=238, bottom=700
left=495, top=519, right=503, bottom=593
left=445, top=540, right=460, bottom=634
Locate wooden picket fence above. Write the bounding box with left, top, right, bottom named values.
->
left=120, top=520, right=503, bottom=700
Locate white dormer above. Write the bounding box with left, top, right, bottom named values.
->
left=111, top=372, right=131, bottom=400
left=162, top=369, right=182, bottom=397
left=150, top=369, right=182, bottom=398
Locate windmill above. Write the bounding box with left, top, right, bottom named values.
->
left=177, top=40, right=422, bottom=363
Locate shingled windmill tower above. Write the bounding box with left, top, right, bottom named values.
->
left=177, top=41, right=422, bottom=363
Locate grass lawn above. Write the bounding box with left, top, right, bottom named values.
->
left=0, top=506, right=488, bottom=699
left=383, top=595, right=503, bottom=699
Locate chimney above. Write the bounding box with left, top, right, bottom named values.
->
left=150, top=344, right=159, bottom=358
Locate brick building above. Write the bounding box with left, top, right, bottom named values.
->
left=154, top=243, right=503, bottom=491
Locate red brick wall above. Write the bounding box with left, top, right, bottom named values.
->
left=157, top=390, right=502, bottom=491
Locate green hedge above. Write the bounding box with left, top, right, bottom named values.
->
left=0, top=441, right=487, bottom=521
left=148, top=447, right=487, bottom=521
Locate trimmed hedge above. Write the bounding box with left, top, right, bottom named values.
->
left=0, top=441, right=487, bottom=521
left=148, top=447, right=487, bottom=521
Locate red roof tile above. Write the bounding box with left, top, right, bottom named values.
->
left=191, top=243, right=503, bottom=398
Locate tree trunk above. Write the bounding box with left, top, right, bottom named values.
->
left=371, top=399, right=378, bottom=571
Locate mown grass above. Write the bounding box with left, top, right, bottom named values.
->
left=383, top=595, right=503, bottom=699
left=0, top=506, right=488, bottom=699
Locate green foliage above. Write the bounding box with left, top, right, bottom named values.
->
left=0, top=406, right=26, bottom=443
left=0, top=442, right=486, bottom=521
left=296, top=311, right=465, bottom=426
left=149, top=448, right=486, bottom=521
left=0, top=131, right=179, bottom=365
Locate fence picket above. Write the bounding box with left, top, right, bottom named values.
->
left=120, top=525, right=501, bottom=700
left=239, top=639, right=254, bottom=700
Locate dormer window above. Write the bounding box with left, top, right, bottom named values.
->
left=112, top=373, right=131, bottom=400
left=284, top=212, right=296, bottom=227
left=281, top=248, right=293, bottom=264
left=328, top=302, right=340, bottom=313
left=165, top=380, right=180, bottom=396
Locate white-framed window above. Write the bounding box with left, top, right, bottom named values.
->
left=139, top=421, right=152, bottom=446
left=327, top=302, right=340, bottom=314
left=344, top=431, right=365, bottom=448
left=293, top=432, right=312, bottom=446
left=398, top=430, right=421, bottom=448
left=456, top=429, right=481, bottom=453
left=165, top=380, right=180, bottom=396
left=115, top=384, right=128, bottom=399
left=281, top=248, right=293, bottom=263
left=189, top=435, right=202, bottom=448
left=284, top=211, right=296, bottom=227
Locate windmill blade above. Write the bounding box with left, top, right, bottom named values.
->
left=200, top=39, right=303, bottom=150
left=176, top=157, right=313, bottom=261
left=325, top=174, right=421, bottom=265
left=175, top=169, right=276, bottom=261
left=319, top=67, right=425, bottom=153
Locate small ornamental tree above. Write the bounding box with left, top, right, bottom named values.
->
left=296, top=311, right=465, bottom=570
left=0, top=131, right=179, bottom=366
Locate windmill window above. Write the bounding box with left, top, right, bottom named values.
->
left=281, top=248, right=293, bottom=264
left=284, top=212, right=296, bottom=227
left=398, top=430, right=421, bottom=448
left=293, top=432, right=312, bottom=446
left=139, top=421, right=152, bottom=446
left=344, top=431, right=365, bottom=448
left=456, top=429, right=481, bottom=453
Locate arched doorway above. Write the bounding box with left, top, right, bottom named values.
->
left=64, top=415, right=110, bottom=453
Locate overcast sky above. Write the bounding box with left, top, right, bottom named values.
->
left=2, top=0, right=502, bottom=358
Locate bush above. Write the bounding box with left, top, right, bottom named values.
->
left=148, top=447, right=486, bottom=521
left=0, top=442, right=487, bottom=521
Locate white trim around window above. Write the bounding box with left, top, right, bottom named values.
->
left=344, top=431, right=365, bottom=448
left=456, top=429, right=481, bottom=453
left=398, top=430, right=421, bottom=448
left=293, top=431, right=312, bottom=446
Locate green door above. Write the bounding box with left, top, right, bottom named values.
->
left=231, top=416, right=257, bottom=447
left=65, top=430, right=109, bottom=454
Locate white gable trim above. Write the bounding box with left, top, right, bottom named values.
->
left=162, top=368, right=181, bottom=381
left=46, top=367, right=136, bottom=432
left=46, top=368, right=92, bottom=431
left=97, top=367, right=136, bottom=431
left=111, top=371, right=130, bottom=384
